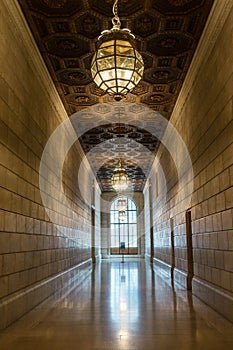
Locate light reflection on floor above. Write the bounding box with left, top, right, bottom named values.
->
left=0, top=259, right=232, bottom=350
left=110, top=262, right=139, bottom=324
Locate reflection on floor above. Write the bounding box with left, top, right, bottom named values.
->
left=0, top=259, right=233, bottom=350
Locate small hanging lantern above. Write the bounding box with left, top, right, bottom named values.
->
left=111, top=159, right=129, bottom=192
left=91, top=0, right=144, bottom=101
left=119, top=210, right=126, bottom=222
left=117, top=197, right=127, bottom=211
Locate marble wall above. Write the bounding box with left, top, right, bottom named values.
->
left=0, top=0, right=100, bottom=329
left=146, top=0, right=233, bottom=322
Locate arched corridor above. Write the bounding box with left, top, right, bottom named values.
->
left=0, top=259, right=232, bottom=350
left=0, top=0, right=233, bottom=347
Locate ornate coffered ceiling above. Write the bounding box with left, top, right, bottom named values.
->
left=79, top=123, right=159, bottom=191
left=18, top=0, right=214, bottom=191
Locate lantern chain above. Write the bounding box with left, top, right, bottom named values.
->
left=112, top=0, right=121, bottom=29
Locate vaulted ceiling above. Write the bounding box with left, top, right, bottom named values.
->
left=19, top=0, right=214, bottom=192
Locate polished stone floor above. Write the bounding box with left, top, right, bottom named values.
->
left=0, top=259, right=233, bottom=350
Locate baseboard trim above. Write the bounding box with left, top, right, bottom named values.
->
left=173, top=268, right=188, bottom=289
left=0, top=259, right=92, bottom=330
left=152, top=258, right=189, bottom=289
left=147, top=257, right=233, bottom=323
left=192, top=277, right=233, bottom=323
left=152, top=258, right=171, bottom=277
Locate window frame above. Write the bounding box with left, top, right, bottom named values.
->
left=110, top=197, right=138, bottom=255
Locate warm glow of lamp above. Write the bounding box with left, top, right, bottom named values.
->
left=91, top=0, right=144, bottom=101
left=117, top=197, right=127, bottom=211
left=119, top=210, right=126, bottom=222
left=111, top=159, right=129, bottom=192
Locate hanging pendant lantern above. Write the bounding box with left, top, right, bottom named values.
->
left=91, top=0, right=144, bottom=101
left=111, top=159, right=129, bottom=192
left=119, top=210, right=126, bottom=222
left=117, top=197, right=127, bottom=211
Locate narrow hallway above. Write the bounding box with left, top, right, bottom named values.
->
left=0, top=259, right=232, bottom=350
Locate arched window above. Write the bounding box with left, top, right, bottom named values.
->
left=110, top=197, right=138, bottom=255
